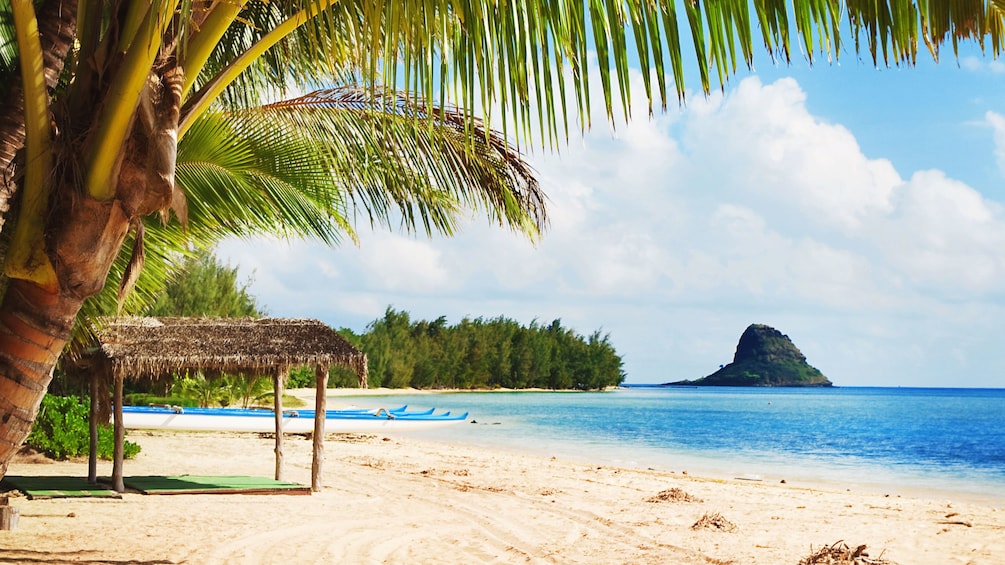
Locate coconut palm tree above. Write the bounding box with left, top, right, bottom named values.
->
left=0, top=0, right=552, bottom=470
left=0, top=1, right=1000, bottom=474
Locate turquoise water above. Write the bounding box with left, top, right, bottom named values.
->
left=333, top=386, right=1005, bottom=502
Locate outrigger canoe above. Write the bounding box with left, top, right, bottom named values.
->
left=120, top=404, right=469, bottom=433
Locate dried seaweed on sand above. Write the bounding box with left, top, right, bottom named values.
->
left=798, top=541, right=897, bottom=565
left=690, top=512, right=738, bottom=532
left=646, top=487, right=703, bottom=503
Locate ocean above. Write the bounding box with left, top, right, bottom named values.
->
left=336, top=386, right=1005, bottom=503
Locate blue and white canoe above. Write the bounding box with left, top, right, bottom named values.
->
left=120, top=405, right=468, bottom=433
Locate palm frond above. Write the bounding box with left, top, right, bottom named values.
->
left=176, top=110, right=355, bottom=244
left=257, top=86, right=546, bottom=238
left=183, top=1, right=1002, bottom=155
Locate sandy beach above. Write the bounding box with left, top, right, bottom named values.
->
left=1, top=391, right=1003, bottom=564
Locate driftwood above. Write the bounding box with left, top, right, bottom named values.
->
left=798, top=541, right=897, bottom=565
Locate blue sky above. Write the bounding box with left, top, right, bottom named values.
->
left=219, top=39, right=1005, bottom=388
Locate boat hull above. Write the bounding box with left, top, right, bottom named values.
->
left=120, top=406, right=468, bottom=433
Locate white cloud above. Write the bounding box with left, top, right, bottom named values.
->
left=873, top=170, right=1005, bottom=294
left=356, top=233, right=454, bottom=293
left=219, top=72, right=1005, bottom=387
left=680, top=77, right=900, bottom=234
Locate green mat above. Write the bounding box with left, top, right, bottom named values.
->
left=1, top=474, right=309, bottom=498
left=1, top=475, right=121, bottom=500
left=122, top=475, right=310, bottom=495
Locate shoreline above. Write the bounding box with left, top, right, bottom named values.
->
left=292, top=387, right=1005, bottom=506
left=287, top=386, right=616, bottom=398
left=427, top=428, right=1005, bottom=507
left=2, top=430, right=1003, bottom=564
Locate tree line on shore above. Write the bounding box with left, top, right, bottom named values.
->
left=339, top=308, right=625, bottom=391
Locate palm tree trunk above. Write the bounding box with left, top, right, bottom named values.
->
left=0, top=279, right=83, bottom=474
left=0, top=0, right=84, bottom=477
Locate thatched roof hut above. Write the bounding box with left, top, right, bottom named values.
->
left=74, top=316, right=367, bottom=383
left=69, top=317, right=368, bottom=493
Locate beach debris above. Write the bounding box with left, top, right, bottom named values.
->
left=330, top=433, right=379, bottom=443
left=646, top=488, right=703, bottom=503
left=937, top=519, right=973, bottom=527
left=939, top=511, right=972, bottom=526
left=690, top=512, right=738, bottom=533
left=798, top=541, right=896, bottom=565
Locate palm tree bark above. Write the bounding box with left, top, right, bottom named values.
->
left=0, top=280, right=82, bottom=474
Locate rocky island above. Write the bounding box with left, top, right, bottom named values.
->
left=667, top=324, right=832, bottom=387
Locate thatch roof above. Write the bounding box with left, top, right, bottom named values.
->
left=73, top=317, right=367, bottom=380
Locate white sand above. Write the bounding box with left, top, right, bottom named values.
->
left=1, top=426, right=1003, bottom=564
left=2, top=387, right=1003, bottom=564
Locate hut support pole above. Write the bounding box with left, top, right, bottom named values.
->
left=311, top=364, right=329, bottom=492
left=87, top=373, right=98, bottom=483
left=273, top=369, right=285, bottom=481
left=112, top=373, right=125, bottom=492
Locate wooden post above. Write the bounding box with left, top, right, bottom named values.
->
left=112, top=372, right=125, bottom=492
left=88, top=373, right=98, bottom=483
left=273, top=368, right=285, bottom=482
left=0, top=496, right=18, bottom=531
left=311, top=364, right=329, bottom=492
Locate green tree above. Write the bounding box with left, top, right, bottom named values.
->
left=355, top=308, right=624, bottom=390
left=146, top=251, right=263, bottom=317
left=0, top=1, right=1000, bottom=475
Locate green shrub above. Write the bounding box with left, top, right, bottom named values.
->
left=286, top=366, right=314, bottom=388
left=26, top=395, right=141, bottom=460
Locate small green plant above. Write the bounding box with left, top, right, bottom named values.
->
left=224, top=374, right=273, bottom=408
left=26, top=395, right=141, bottom=460
left=172, top=373, right=230, bottom=408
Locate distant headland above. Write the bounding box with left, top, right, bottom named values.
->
left=666, top=324, right=832, bottom=387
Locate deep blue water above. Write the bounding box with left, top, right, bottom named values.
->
left=333, top=386, right=1005, bottom=501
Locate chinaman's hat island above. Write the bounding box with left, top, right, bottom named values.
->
left=665, top=324, right=833, bottom=387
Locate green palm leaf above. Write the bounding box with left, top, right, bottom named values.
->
left=256, top=87, right=545, bottom=237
